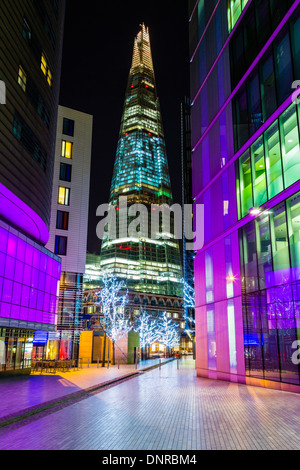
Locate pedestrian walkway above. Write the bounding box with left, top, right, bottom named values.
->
left=1, top=358, right=300, bottom=450
left=0, top=357, right=173, bottom=422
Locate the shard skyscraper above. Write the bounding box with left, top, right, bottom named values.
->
left=100, top=24, right=182, bottom=297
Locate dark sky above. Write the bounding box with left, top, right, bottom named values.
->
left=59, top=0, right=190, bottom=254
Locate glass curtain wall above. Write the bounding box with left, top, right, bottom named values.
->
left=237, top=101, right=300, bottom=219
left=232, top=4, right=299, bottom=152
left=240, top=191, right=300, bottom=385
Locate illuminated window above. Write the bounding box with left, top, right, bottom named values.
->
left=58, top=187, right=70, bottom=206
left=41, top=53, right=52, bottom=87
left=18, top=66, right=27, bottom=92
left=61, top=140, right=73, bottom=159
left=228, top=0, right=249, bottom=33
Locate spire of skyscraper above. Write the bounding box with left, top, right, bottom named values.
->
left=100, top=25, right=182, bottom=297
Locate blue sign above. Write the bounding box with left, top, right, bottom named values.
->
left=33, top=331, right=49, bottom=345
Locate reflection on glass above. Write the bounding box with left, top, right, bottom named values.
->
left=270, top=203, right=290, bottom=274
left=256, top=214, right=272, bottom=290
left=274, top=30, right=293, bottom=105
left=260, top=51, right=277, bottom=120
left=243, top=221, right=258, bottom=293
left=227, top=300, right=237, bottom=374
left=244, top=293, right=264, bottom=379
left=240, top=191, right=300, bottom=386
left=207, top=307, right=217, bottom=370
left=260, top=292, right=281, bottom=382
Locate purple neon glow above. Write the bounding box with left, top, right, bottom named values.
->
left=191, top=0, right=300, bottom=145
left=189, top=0, right=199, bottom=23
left=191, top=0, right=253, bottom=105
left=190, top=0, right=221, bottom=62
left=0, top=224, right=61, bottom=326
left=0, top=182, right=49, bottom=245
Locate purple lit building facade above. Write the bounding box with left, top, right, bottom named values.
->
left=0, top=1, right=65, bottom=374
left=190, top=0, right=300, bottom=392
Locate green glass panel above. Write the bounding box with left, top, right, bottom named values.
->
left=287, top=192, right=300, bottom=270
left=251, top=136, right=267, bottom=207
left=280, top=105, right=300, bottom=189
left=228, top=0, right=249, bottom=32
left=239, top=150, right=253, bottom=218
left=265, top=121, right=283, bottom=199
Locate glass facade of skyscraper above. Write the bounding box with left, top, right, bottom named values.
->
left=190, top=0, right=300, bottom=392
left=100, top=25, right=182, bottom=297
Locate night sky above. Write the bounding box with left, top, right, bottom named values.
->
left=59, top=0, right=190, bottom=254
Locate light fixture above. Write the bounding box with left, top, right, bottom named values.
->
left=249, top=207, right=262, bottom=216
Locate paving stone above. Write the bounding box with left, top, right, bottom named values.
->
left=0, top=359, right=300, bottom=450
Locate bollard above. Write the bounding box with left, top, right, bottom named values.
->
left=87, top=358, right=90, bottom=368
left=159, top=359, right=161, bottom=370
left=97, top=358, right=100, bottom=368
left=177, top=359, right=179, bottom=370
left=118, top=360, right=120, bottom=370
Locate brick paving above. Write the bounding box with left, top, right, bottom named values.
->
left=0, top=358, right=300, bottom=450
left=0, top=358, right=169, bottom=421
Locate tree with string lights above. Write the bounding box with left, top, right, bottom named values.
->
left=96, top=274, right=131, bottom=365
left=133, top=310, right=161, bottom=360
left=182, top=278, right=195, bottom=333
left=159, top=311, right=180, bottom=355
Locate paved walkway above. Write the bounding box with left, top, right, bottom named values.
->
left=0, top=357, right=171, bottom=421
left=1, top=358, right=300, bottom=450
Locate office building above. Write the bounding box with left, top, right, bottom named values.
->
left=99, top=24, right=183, bottom=298
left=190, top=0, right=300, bottom=392
left=45, top=105, right=93, bottom=360
left=0, top=0, right=65, bottom=375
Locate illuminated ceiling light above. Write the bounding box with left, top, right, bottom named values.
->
left=249, top=207, right=262, bottom=216
left=226, top=275, right=237, bottom=282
